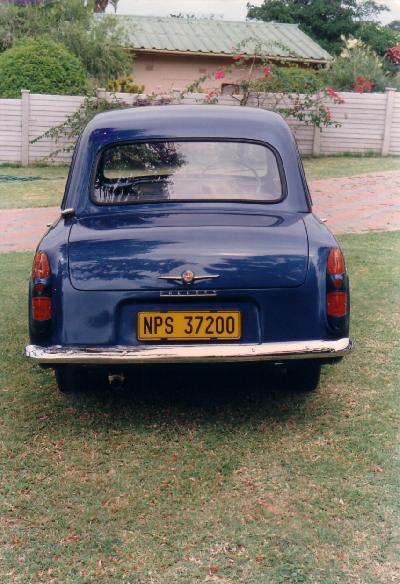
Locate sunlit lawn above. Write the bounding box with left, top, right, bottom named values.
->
left=0, top=156, right=399, bottom=209
left=0, top=231, right=399, bottom=582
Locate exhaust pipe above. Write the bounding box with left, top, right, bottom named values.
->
left=108, top=372, right=125, bottom=390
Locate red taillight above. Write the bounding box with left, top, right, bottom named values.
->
left=326, top=248, right=348, bottom=324
left=327, top=248, right=345, bottom=275
left=32, top=251, right=50, bottom=279
left=31, top=251, right=52, bottom=321
left=32, top=297, right=52, bottom=321
left=327, top=291, right=348, bottom=317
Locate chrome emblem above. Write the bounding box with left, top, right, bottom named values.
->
left=181, top=270, right=194, bottom=285
left=158, top=272, right=220, bottom=285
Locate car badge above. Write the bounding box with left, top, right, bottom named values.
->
left=181, top=270, right=195, bottom=285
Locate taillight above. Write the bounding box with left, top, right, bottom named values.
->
left=32, top=297, right=52, bottom=321
left=32, top=251, right=50, bottom=279
left=326, top=248, right=348, bottom=327
left=327, top=291, right=348, bottom=317
left=31, top=250, right=52, bottom=321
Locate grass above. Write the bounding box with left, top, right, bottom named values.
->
left=0, top=165, right=68, bottom=209
left=0, top=156, right=399, bottom=209
left=0, top=231, right=399, bottom=583
left=303, top=155, right=400, bottom=181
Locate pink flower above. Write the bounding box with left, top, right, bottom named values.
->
left=326, top=86, right=345, bottom=104
left=325, top=107, right=332, bottom=121
left=262, top=66, right=272, bottom=78
left=214, top=69, right=225, bottom=80
left=233, top=53, right=245, bottom=61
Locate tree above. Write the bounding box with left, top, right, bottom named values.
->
left=0, top=38, right=89, bottom=97
left=247, top=1, right=389, bottom=54
left=388, top=20, right=400, bottom=32
left=358, top=22, right=399, bottom=56
left=0, top=0, right=131, bottom=84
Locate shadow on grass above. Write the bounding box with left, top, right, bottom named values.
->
left=48, top=361, right=325, bottom=430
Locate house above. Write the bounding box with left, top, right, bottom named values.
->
left=116, top=15, right=332, bottom=93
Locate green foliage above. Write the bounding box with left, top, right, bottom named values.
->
left=247, top=0, right=389, bottom=55
left=251, top=66, right=324, bottom=94
left=0, top=38, right=89, bottom=98
left=358, top=22, right=400, bottom=56
left=107, top=75, right=144, bottom=93
left=324, top=38, right=400, bottom=91
left=0, top=0, right=131, bottom=85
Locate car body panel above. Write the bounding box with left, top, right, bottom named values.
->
left=68, top=209, right=309, bottom=291
left=27, top=106, right=351, bottom=366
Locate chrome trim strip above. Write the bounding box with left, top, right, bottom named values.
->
left=158, top=274, right=220, bottom=282
left=25, top=339, right=353, bottom=365
left=160, top=290, right=217, bottom=297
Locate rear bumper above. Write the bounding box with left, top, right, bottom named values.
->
left=25, top=338, right=353, bottom=365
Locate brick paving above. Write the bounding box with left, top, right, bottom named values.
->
left=0, top=171, right=399, bottom=252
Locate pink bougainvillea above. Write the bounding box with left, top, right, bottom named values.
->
left=353, top=75, right=374, bottom=93
left=325, top=106, right=332, bottom=121
left=385, top=44, right=400, bottom=65
left=214, top=69, right=226, bottom=80
left=325, top=87, right=345, bottom=104
left=233, top=53, right=245, bottom=61
left=262, top=66, right=272, bottom=78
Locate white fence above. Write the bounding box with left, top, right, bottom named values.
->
left=0, top=88, right=399, bottom=164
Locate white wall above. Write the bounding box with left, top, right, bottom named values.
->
left=0, top=89, right=399, bottom=164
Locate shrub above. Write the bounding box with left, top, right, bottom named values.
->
left=251, top=65, right=325, bottom=94
left=324, top=37, right=400, bottom=92
left=0, top=38, right=89, bottom=98
left=107, top=76, right=144, bottom=93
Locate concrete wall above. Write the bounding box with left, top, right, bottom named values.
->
left=0, top=89, right=399, bottom=165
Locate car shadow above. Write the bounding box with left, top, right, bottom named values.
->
left=64, top=362, right=319, bottom=429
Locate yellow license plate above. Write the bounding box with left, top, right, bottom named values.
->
left=137, top=311, right=241, bottom=341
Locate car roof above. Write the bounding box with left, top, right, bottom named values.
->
left=66, top=105, right=310, bottom=214
left=83, top=105, right=295, bottom=151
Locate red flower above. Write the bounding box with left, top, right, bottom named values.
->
left=325, top=106, right=332, bottom=121
left=233, top=53, right=245, bottom=61
left=326, top=87, right=338, bottom=98
left=262, top=66, right=272, bottom=78
left=326, top=86, right=345, bottom=104
left=214, top=69, right=225, bottom=80
left=353, top=75, right=374, bottom=93
left=385, top=44, right=400, bottom=65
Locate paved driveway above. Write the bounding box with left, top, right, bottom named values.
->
left=0, top=171, right=399, bottom=252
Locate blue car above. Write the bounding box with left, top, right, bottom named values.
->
left=26, top=105, right=352, bottom=393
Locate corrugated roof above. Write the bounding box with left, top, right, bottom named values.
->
left=117, top=15, right=332, bottom=63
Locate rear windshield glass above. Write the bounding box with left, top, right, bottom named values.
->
left=93, top=141, right=283, bottom=204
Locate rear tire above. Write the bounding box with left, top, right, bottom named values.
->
left=55, top=365, right=88, bottom=394
left=285, top=361, right=321, bottom=392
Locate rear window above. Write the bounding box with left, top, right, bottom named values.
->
left=93, top=141, right=283, bottom=204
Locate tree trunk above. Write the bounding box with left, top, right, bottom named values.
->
left=94, top=0, right=109, bottom=13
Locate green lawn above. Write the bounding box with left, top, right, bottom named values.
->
left=0, top=156, right=399, bottom=209
left=0, top=231, right=399, bottom=583
left=0, top=165, right=68, bottom=209
left=303, top=155, right=400, bottom=181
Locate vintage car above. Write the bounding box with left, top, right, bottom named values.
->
left=26, top=105, right=352, bottom=393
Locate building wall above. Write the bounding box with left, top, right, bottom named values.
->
left=133, top=52, right=255, bottom=93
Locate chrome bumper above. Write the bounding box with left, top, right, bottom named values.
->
left=25, top=338, right=353, bottom=365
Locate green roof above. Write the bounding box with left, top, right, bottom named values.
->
left=117, top=15, right=332, bottom=63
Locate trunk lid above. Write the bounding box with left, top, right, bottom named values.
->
left=68, top=209, right=308, bottom=291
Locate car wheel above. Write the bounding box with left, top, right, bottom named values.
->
left=55, top=365, right=88, bottom=394
left=285, top=361, right=321, bottom=392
